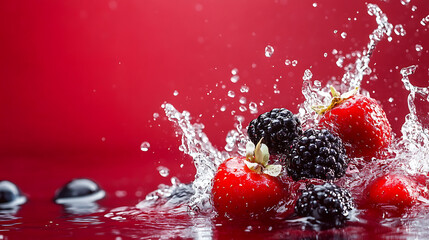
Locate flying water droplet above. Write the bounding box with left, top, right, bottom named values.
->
left=157, top=166, right=170, bottom=177
left=341, top=32, right=347, bottom=39
left=249, top=102, right=258, bottom=114
left=153, top=112, right=160, bottom=120
left=140, top=142, right=150, bottom=152
left=389, top=97, right=394, bottom=102
left=239, top=105, right=247, bottom=112
left=239, top=97, right=246, bottom=104
left=420, top=15, right=429, bottom=26
left=228, top=90, right=235, bottom=98
left=265, top=45, right=274, bottom=57
left=394, top=24, right=406, bottom=36
left=231, top=68, right=238, bottom=75
left=273, top=84, right=280, bottom=94
left=400, top=0, right=410, bottom=6
left=230, top=75, right=240, bottom=83
left=416, top=44, right=423, bottom=52
left=220, top=106, right=226, bottom=112
left=292, top=60, right=298, bottom=66
left=312, top=2, right=317, bottom=7
left=240, top=85, right=249, bottom=93
left=285, top=59, right=291, bottom=66
left=173, top=90, right=179, bottom=96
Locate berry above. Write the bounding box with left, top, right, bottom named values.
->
left=248, top=108, right=302, bottom=154
left=367, top=174, right=419, bottom=208
left=212, top=140, right=284, bottom=217
left=287, top=129, right=349, bottom=181
left=295, top=183, right=354, bottom=227
left=317, top=87, right=392, bottom=158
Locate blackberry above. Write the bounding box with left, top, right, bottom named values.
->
left=295, top=183, right=354, bottom=227
left=247, top=108, right=302, bottom=154
left=287, top=129, right=348, bottom=181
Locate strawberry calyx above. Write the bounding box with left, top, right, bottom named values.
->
left=244, top=138, right=282, bottom=177
left=312, top=86, right=359, bottom=115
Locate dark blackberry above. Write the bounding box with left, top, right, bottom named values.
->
left=247, top=108, right=302, bottom=154
left=295, top=183, right=354, bottom=227
left=287, top=129, right=348, bottom=181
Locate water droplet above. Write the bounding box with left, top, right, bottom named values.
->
left=303, top=69, right=313, bottom=81
left=115, top=190, right=127, bottom=198
left=285, top=59, right=291, bottom=66
left=153, top=112, right=159, bottom=120
left=341, top=32, right=347, bottom=39
left=251, top=63, right=257, bottom=68
left=389, top=97, right=394, bottom=102
left=173, top=90, right=179, bottom=96
left=336, top=57, right=344, bottom=67
left=312, top=2, right=317, bottom=7
left=230, top=75, right=240, bottom=83
left=220, top=105, right=226, bottom=112
left=411, top=5, right=417, bottom=11
left=239, top=105, right=247, bottom=112
left=400, top=0, right=410, bottom=5
left=323, top=53, right=328, bottom=57
left=394, top=24, right=406, bottom=36
left=240, top=85, right=249, bottom=93
left=231, top=68, right=238, bottom=75
left=416, top=44, right=423, bottom=52
left=140, top=142, right=150, bottom=151
left=249, top=102, right=258, bottom=114
left=157, top=166, right=170, bottom=177
left=265, top=45, right=274, bottom=57
left=101, top=137, right=106, bottom=142
left=273, top=84, right=280, bottom=94
left=239, top=97, right=247, bottom=104
left=420, top=15, right=429, bottom=26
left=292, top=60, right=298, bottom=66
left=400, top=65, right=418, bottom=77
left=228, top=90, right=235, bottom=98
left=180, top=164, right=184, bottom=168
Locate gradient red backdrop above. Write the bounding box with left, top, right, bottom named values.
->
left=1, top=0, right=428, bottom=207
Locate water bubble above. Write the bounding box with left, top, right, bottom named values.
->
left=140, top=142, right=150, bottom=152
left=239, top=97, right=247, bottom=104
left=249, top=102, right=258, bottom=114
left=231, top=68, right=238, bottom=75
left=240, top=85, right=249, bottom=93
left=394, top=24, right=406, bottom=36
left=285, top=59, right=291, bottom=66
left=416, top=44, right=423, bottom=52
left=230, top=75, right=240, bottom=83
left=312, top=2, right=317, bottom=7
left=220, top=105, right=226, bottom=112
left=227, top=90, right=235, bottom=98
left=421, top=15, right=429, bottom=26
left=173, top=90, right=179, bottom=96
left=265, top=45, right=274, bottom=57
left=341, top=32, right=347, bottom=39
left=156, top=166, right=170, bottom=177
left=292, top=60, right=298, bottom=66
left=239, top=105, right=247, bottom=112
left=400, top=0, right=410, bottom=5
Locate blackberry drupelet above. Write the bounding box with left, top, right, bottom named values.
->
left=287, top=128, right=348, bottom=181
left=247, top=108, right=302, bottom=154
left=295, top=183, right=354, bottom=227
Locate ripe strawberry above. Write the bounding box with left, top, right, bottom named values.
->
left=367, top=174, right=419, bottom=207
left=212, top=140, right=284, bottom=217
left=316, top=87, right=392, bottom=158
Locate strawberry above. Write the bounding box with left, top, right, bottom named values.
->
left=212, top=140, right=284, bottom=217
left=367, top=174, right=419, bottom=208
left=316, top=87, right=392, bottom=158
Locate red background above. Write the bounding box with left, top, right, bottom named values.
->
left=0, top=0, right=428, bottom=204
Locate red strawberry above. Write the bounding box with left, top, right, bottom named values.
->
left=212, top=140, right=284, bottom=217
left=317, top=87, right=392, bottom=158
left=367, top=174, right=419, bottom=207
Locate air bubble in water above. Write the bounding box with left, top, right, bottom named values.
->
left=341, top=32, right=347, bottom=39
left=249, top=102, right=258, bottom=114
left=156, top=166, right=170, bottom=177
left=416, top=44, right=423, bottom=52
left=230, top=75, right=240, bottom=83
left=240, top=85, right=249, bottom=93
left=394, top=24, right=406, bottom=36
left=292, top=60, right=298, bottom=66
left=173, top=90, right=179, bottom=96
left=400, top=0, right=410, bottom=6
left=228, top=90, right=235, bottom=98
left=140, top=142, right=150, bottom=151
left=285, top=59, right=291, bottom=66
left=265, top=45, right=274, bottom=57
